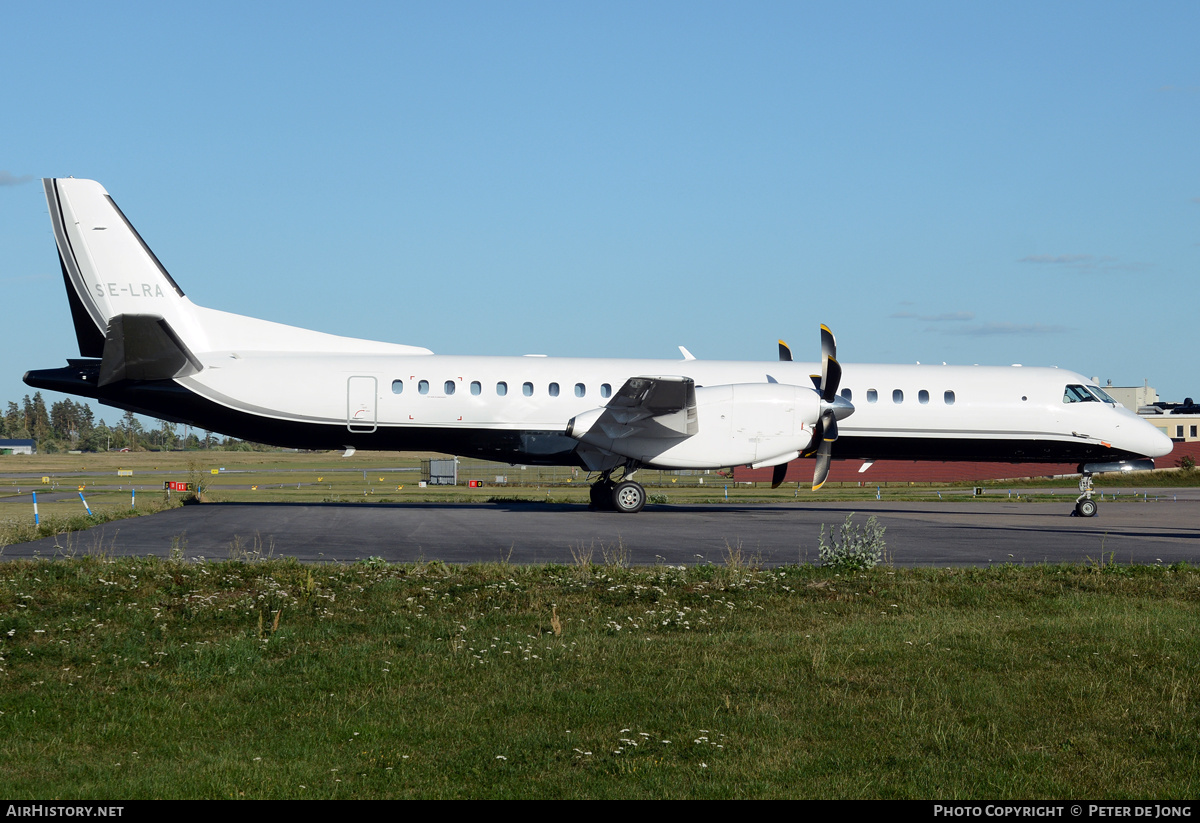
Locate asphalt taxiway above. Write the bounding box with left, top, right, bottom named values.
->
left=6, top=496, right=1199, bottom=566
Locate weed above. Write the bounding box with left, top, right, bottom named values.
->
left=300, top=568, right=318, bottom=601
left=53, top=529, right=77, bottom=559
left=1085, top=534, right=1124, bottom=574
left=569, top=541, right=595, bottom=569
left=818, top=512, right=886, bottom=571
left=87, top=528, right=117, bottom=560
left=228, top=532, right=275, bottom=562
left=423, top=559, right=451, bottom=576
left=600, top=536, right=629, bottom=569
left=169, top=533, right=187, bottom=563
left=721, top=539, right=761, bottom=571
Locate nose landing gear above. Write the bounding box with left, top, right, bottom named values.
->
left=1073, top=473, right=1098, bottom=517
left=1070, top=459, right=1156, bottom=517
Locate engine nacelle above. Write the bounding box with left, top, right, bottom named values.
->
left=568, top=382, right=822, bottom=469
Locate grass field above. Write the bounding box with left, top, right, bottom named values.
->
left=2, top=452, right=1198, bottom=798
left=0, top=557, right=1196, bottom=799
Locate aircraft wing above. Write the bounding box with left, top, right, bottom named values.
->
left=582, top=375, right=699, bottom=440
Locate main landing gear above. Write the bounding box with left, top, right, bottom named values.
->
left=588, top=470, right=646, bottom=514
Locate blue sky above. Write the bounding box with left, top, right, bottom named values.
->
left=2, top=1, right=1197, bottom=423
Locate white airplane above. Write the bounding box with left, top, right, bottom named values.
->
left=25, top=178, right=1172, bottom=516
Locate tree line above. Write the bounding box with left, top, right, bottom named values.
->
left=1, top=392, right=270, bottom=453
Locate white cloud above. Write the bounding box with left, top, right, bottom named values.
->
left=0, top=171, right=34, bottom=187
left=891, top=310, right=974, bottom=322
left=944, top=322, right=1071, bottom=336
left=1019, top=254, right=1145, bottom=273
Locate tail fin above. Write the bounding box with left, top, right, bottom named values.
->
left=45, top=178, right=433, bottom=370
left=45, top=178, right=210, bottom=362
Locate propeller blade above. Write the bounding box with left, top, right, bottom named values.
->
left=825, top=414, right=838, bottom=442
left=771, top=462, right=788, bottom=489
left=812, top=404, right=840, bottom=490
left=778, top=340, right=792, bottom=362
left=813, top=437, right=834, bottom=490
left=822, top=356, right=842, bottom=403
left=820, top=324, right=836, bottom=363
left=803, top=415, right=825, bottom=458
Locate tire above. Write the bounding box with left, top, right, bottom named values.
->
left=1076, top=498, right=1098, bottom=518
left=611, top=480, right=646, bottom=514
left=589, top=482, right=613, bottom=511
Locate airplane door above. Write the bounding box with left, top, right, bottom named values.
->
left=347, top=376, right=377, bottom=433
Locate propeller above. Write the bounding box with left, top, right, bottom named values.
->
left=771, top=325, right=855, bottom=489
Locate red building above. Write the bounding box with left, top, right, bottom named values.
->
left=734, top=441, right=1200, bottom=485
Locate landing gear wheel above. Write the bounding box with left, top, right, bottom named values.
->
left=1075, top=498, right=1098, bottom=518
left=612, top=480, right=646, bottom=514
left=589, top=481, right=614, bottom=511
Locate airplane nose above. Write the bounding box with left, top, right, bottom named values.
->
left=1123, top=415, right=1174, bottom=459
left=1144, top=423, right=1174, bottom=459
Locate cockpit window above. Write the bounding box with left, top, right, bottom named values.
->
left=1063, top=384, right=1098, bottom=403
left=1086, top=385, right=1118, bottom=405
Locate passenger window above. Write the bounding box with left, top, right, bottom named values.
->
left=866, top=389, right=878, bottom=404
left=944, top=390, right=955, bottom=405
left=391, top=379, right=403, bottom=394
left=444, top=380, right=456, bottom=395
left=601, top=383, right=612, bottom=398
left=470, top=381, right=481, bottom=395
left=549, top=382, right=560, bottom=397
left=575, top=383, right=586, bottom=398
left=918, top=390, right=929, bottom=405
left=496, top=382, right=507, bottom=396
left=523, top=382, right=534, bottom=397
left=418, top=380, right=429, bottom=395
left=893, top=389, right=903, bottom=404
left=841, top=388, right=852, bottom=402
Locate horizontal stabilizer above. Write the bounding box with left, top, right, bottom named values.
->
left=98, top=314, right=202, bottom=387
